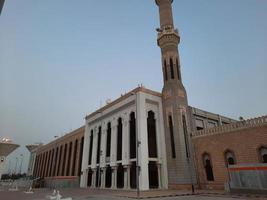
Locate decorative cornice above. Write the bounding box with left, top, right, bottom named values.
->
left=85, top=86, right=161, bottom=120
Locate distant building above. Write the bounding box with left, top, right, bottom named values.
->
left=26, top=143, right=42, bottom=176
left=0, top=139, right=19, bottom=180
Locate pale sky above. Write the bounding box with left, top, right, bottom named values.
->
left=0, top=0, right=267, bottom=173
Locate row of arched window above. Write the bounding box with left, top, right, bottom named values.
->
left=33, top=137, right=84, bottom=179
left=202, top=146, right=267, bottom=181
left=87, top=110, right=159, bottom=167
left=164, top=57, right=181, bottom=81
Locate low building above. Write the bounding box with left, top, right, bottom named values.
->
left=32, top=126, right=84, bottom=188
left=0, top=139, right=19, bottom=180
left=192, top=116, right=267, bottom=191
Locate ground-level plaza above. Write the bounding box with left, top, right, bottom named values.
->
left=1, top=188, right=267, bottom=200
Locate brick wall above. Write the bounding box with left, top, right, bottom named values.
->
left=34, top=126, right=85, bottom=179
left=192, top=123, right=267, bottom=190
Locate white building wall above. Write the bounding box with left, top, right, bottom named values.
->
left=80, top=89, right=168, bottom=190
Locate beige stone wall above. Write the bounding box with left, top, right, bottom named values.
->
left=193, top=123, right=267, bottom=190
left=34, top=126, right=85, bottom=179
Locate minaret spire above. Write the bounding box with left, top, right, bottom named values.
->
left=156, top=0, right=174, bottom=29
left=156, top=0, right=196, bottom=188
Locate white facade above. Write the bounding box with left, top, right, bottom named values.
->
left=80, top=87, right=168, bottom=191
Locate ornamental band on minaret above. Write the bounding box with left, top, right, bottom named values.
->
left=156, top=0, right=196, bottom=188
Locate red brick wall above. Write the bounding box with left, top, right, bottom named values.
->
left=192, top=124, right=267, bottom=190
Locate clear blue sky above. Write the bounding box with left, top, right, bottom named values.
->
left=0, top=0, right=267, bottom=173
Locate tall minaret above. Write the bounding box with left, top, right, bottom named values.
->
left=155, top=0, right=196, bottom=188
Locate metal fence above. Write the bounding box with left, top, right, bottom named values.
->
left=228, top=163, right=267, bottom=193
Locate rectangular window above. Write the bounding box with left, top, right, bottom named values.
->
left=207, top=121, right=217, bottom=128
left=196, top=119, right=204, bottom=130
left=168, top=115, right=176, bottom=158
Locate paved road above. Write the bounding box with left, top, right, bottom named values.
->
left=0, top=188, right=264, bottom=200
left=74, top=196, right=249, bottom=200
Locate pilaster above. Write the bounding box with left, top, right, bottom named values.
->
left=110, top=122, right=117, bottom=166
left=122, top=116, right=130, bottom=165
left=137, top=92, right=149, bottom=190
left=111, top=166, right=117, bottom=189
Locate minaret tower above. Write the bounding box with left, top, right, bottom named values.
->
left=155, top=0, right=196, bottom=188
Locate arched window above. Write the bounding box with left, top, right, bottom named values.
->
left=147, top=111, right=157, bottom=158
left=182, top=115, right=189, bottom=158
left=164, top=60, right=168, bottom=81
left=88, top=130, right=93, bottom=165
left=72, top=139, right=78, bottom=176
left=170, top=58, right=174, bottom=79
left=106, top=122, right=111, bottom=157
left=176, top=58, right=181, bottom=80
left=62, top=143, right=67, bottom=176
left=129, top=112, right=136, bottom=159
left=224, top=150, right=236, bottom=166
left=96, top=126, right=102, bottom=164
left=203, top=153, right=214, bottom=181
left=117, top=118, right=123, bottom=161
left=168, top=115, right=176, bottom=158
left=259, top=146, right=267, bottom=163
left=57, top=145, right=63, bottom=176
left=67, top=142, right=72, bottom=176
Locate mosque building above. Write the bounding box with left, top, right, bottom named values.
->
left=30, top=0, right=267, bottom=192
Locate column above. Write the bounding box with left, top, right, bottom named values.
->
left=110, top=122, right=117, bottom=166
left=157, top=163, right=162, bottom=189
left=91, top=169, right=96, bottom=188
left=111, top=166, right=117, bottom=189
left=101, top=167, right=106, bottom=188
left=137, top=92, right=149, bottom=190
left=91, top=127, right=99, bottom=169
left=83, top=126, right=91, bottom=170
left=101, top=126, right=107, bottom=167
left=123, top=165, right=130, bottom=190
left=122, top=116, right=130, bottom=165
left=158, top=99, right=168, bottom=189
left=80, top=168, right=87, bottom=188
